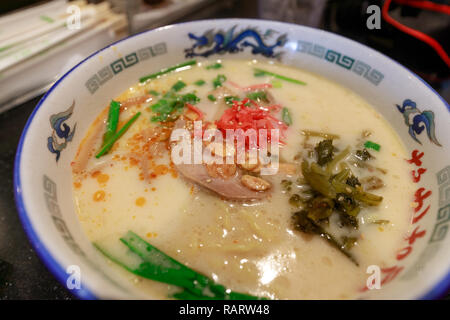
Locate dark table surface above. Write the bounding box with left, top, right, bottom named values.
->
left=0, top=95, right=74, bottom=299
left=0, top=1, right=449, bottom=300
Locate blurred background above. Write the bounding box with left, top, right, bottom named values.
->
left=0, top=0, right=448, bottom=299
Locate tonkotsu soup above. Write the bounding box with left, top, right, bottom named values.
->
left=72, top=59, right=414, bottom=299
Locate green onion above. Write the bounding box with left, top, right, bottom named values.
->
left=224, top=96, right=239, bottom=105
left=364, top=140, right=381, bottom=151
left=213, top=74, right=227, bottom=88
left=149, top=90, right=159, bottom=96
left=171, top=80, right=186, bottom=92
left=282, top=107, right=292, bottom=126
left=96, top=112, right=141, bottom=158
left=151, top=99, right=173, bottom=114
left=181, top=92, right=200, bottom=104
left=95, top=231, right=265, bottom=300
left=207, top=94, right=216, bottom=102
left=102, top=100, right=121, bottom=145
left=246, top=91, right=268, bottom=102
left=254, top=69, right=265, bottom=77
left=151, top=114, right=175, bottom=122
left=194, top=79, right=206, bottom=86
left=149, top=92, right=199, bottom=123
left=139, top=60, right=197, bottom=83
left=254, top=68, right=306, bottom=85
left=150, top=99, right=178, bottom=122
left=206, top=62, right=222, bottom=70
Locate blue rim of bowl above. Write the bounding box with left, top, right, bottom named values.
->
left=13, top=18, right=450, bottom=300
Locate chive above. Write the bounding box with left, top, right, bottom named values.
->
left=181, top=92, right=200, bottom=104
left=172, top=80, right=186, bottom=92
left=246, top=91, right=268, bottom=102
left=194, top=79, right=206, bottom=86
left=150, top=99, right=176, bottom=122
left=149, top=92, right=199, bottom=123
left=95, top=231, right=265, bottom=300
left=254, top=69, right=265, bottom=77
left=364, top=140, right=380, bottom=151
left=149, top=90, right=159, bottom=96
left=207, top=94, right=216, bottom=102
left=206, top=62, right=222, bottom=70
left=254, top=68, right=306, bottom=85
left=282, top=107, right=292, bottom=126
left=120, top=231, right=264, bottom=299
left=139, top=60, right=197, bottom=83
left=213, top=74, right=227, bottom=88
left=224, top=96, right=239, bottom=105
left=96, top=112, right=141, bottom=158
left=120, top=231, right=203, bottom=291
left=102, top=100, right=121, bottom=145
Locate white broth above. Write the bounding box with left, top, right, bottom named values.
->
left=72, top=59, right=414, bottom=299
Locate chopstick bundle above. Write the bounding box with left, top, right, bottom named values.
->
left=0, top=1, right=121, bottom=73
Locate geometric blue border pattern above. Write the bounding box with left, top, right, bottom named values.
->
left=297, top=40, right=384, bottom=86
left=85, top=42, right=167, bottom=94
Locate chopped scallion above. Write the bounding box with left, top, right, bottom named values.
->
left=102, top=100, right=120, bottom=145
left=254, top=68, right=306, bottom=85
left=364, top=140, right=381, bottom=151
left=224, top=96, right=239, bottom=105
left=139, top=60, right=197, bottom=83
left=96, top=112, right=141, bottom=158
left=213, top=74, right=227, bottom=88
left=194, top=79, right=205, bottom=86
left=246, top=91, right=268, bottom=102
left=206, top=62, right=222, bottom=70
left=171, top=80, right=186, bottom=92
left=94, top=231, right=265, bottom=300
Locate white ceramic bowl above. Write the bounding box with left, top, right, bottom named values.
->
left=14, top=19, right=450, bottom=299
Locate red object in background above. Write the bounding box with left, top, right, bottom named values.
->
left=393, top=0, right=450, bottom=14
left=383, top=0, right=450, bottom=68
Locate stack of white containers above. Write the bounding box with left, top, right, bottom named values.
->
left=0, top=0, right=127, bottom=112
